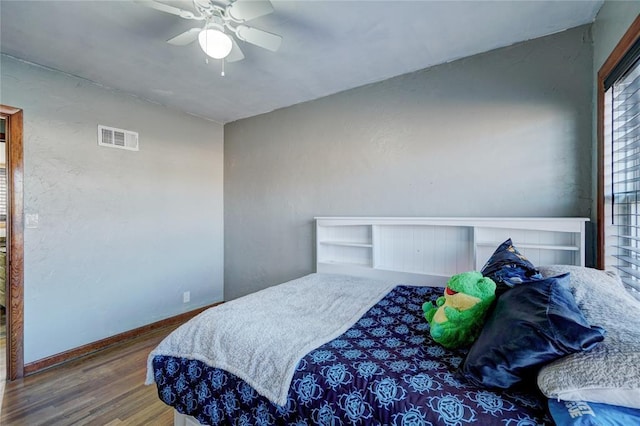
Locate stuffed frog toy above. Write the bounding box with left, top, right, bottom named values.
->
left=423, top=271, right=496, bottom=349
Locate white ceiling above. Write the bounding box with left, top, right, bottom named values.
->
left=0, top=1, right=603, bottom=124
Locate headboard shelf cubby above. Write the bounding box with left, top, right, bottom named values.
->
left=316, top=217, right=588, bottom=286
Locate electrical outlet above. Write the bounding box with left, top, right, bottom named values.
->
left=25, top=213, right=39, bottom=228
left=183, top=291, right=190, bottom=304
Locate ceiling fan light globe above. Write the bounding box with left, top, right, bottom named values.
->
left=198, top=29, right=233, bottom=59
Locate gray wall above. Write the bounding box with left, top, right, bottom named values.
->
left=592, top=1, right=640, bottom=71
left=1, top=55, right=224, bottom=363
left=224, top=26, right=593, bottom=300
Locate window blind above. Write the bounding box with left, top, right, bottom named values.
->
left=605, top=48, right=640, bottom=299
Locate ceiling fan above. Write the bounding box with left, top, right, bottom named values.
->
left=138, top=0, right=282, bottom=68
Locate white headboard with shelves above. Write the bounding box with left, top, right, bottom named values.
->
left=315, top=217, right=588, bottom=286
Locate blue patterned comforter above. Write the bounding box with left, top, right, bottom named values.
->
left=152, top=286, right=552, bottom=425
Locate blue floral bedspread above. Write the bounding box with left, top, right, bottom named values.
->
left=152, top=286, right=552, bottom=425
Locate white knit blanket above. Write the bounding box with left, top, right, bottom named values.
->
left=146, top=273, right=395, bottom=406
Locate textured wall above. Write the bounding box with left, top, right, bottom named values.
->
left=224, top=26, right=594, bottom=300
left=1, top=55, right=224, bottom=363
left=592, top=1, right=640, bottom=71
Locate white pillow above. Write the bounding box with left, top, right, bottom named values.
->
left=536, top=265, right=640, bottom=409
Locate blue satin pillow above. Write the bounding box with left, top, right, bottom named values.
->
left=548, top=399, right=640, bottom=426
left=460, top=273, right=605, bottom=389
left=481, top=238, right=542, bottom=296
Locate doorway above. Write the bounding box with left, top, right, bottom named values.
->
left=0, top=105, right=24, bottom=381
left=0, top=119, right=5, bottom=387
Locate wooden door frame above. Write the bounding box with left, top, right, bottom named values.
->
left=0, top=104, right=25, bottom=380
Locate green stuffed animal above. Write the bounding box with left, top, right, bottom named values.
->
left=423, top=271, right=496, bottom=349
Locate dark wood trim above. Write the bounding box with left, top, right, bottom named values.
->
left=597, top=15, right=640, bottom=269
left=0, top=104, right=25, bottom=380
left=24, top=302, right=222, bottom=375
left=0, top=105, right=20, bottom=115
left=597, top=77, right=605, bottom=269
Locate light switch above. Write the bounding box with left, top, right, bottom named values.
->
left=25, top=213, right=39, bottom=228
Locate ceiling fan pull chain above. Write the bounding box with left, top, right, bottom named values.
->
left=221, top=25, right=226, bottom=76
left=204, top=15, right=210, bottom=65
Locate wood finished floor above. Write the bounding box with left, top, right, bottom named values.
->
left=0, top=324, right=178, bottom=425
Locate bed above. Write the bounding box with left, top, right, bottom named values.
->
left=147, top=217, right=640, bottom=425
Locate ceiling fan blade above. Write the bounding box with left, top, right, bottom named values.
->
left=167, top=28, right=201, bottom=46
left=226, top=38, right=245, bottom=63
left=134, top=0, right=201, bottom=20
left=227, top=0, right=274, bottom=22
left=235, top=25, right=282, bottom=52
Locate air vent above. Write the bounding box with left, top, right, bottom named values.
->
left=98, top=125, right=139, bottom=151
